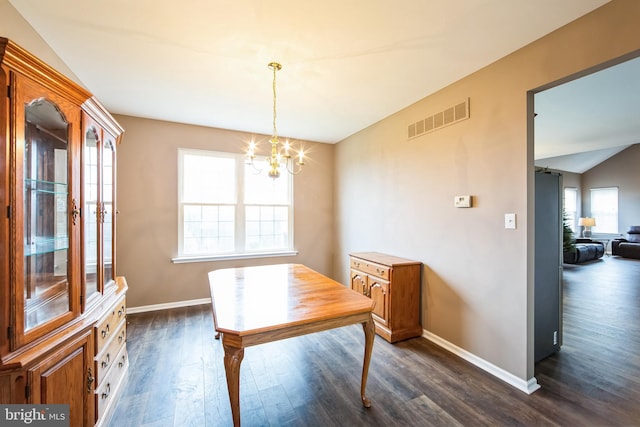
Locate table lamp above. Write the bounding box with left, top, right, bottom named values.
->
left=578, top=217, right=596, bottom=238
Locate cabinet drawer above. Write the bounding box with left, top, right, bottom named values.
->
left=95, top=296, right=126, bottom=353
left=350, top=258, right=390, bottom=279
left=95, top=321, right=126, bottom=386
left=95, top=345, right=128, bottom=420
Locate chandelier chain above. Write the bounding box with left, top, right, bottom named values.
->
left=270, top=62, right=280, bottom=141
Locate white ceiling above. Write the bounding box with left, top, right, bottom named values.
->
left=11, top=0, right=632, bottom=172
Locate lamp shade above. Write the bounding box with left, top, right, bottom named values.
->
left=578, top=217, right=596, bottom=227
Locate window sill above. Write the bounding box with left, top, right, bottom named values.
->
left=171, top=250, right=298, bottom=264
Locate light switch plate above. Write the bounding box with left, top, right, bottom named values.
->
left=454, top=195, right=471, bottom=208
left=505, top=213, right=516, bottom=229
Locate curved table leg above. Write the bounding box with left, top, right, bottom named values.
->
left=223, top=344, right=245, bottom=426
left=360, top=313, right=375, bottom=408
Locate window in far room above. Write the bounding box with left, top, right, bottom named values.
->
left=563, top=187, right=578, bottom=232
left=177, top=148, right=293, bottom=258
left=590, top=187, right=618, bottom=234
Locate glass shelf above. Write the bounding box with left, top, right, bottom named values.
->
left=24, top=236, right=69, bottom=256
left=24, top=178, right=67, bottom=195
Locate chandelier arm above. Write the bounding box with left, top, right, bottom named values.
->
left=284, top=158, right=304, bottom=175
left=249, top=159, right=263, bottom=174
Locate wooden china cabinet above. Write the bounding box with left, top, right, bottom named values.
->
left=0, top=38, right=128, bottom=426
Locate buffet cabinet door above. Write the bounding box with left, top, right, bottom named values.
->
left=28, top=330, right=95, bottom=427
left=11, top=73, right=81, bottom=349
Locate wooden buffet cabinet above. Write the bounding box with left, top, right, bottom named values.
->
left=0, top=38, right=127, bottom=426
left=350, top=252, right=422, bottom=343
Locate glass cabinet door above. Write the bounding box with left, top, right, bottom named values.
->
left=82, top=114, right=117, bottom=309
left=102, top=136, right=116, bottom=287
left=84, top=126, right=100, bottom=305
left=23, top=100, right=70, bottom=329
left=14, top=76, right=80, bottom=346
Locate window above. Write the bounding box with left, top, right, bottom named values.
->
left=563, top=187, right=578, bottom=232
left=177, top=149, right=293, bottom=258
left=590, top=187, right=618, bottom=234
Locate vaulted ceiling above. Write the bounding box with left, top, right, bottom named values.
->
left=11, top=0, right=636, bottom=173
left=534, top=55, right=640, bottom=173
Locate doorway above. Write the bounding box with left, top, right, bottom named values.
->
left=532, top=54, right=640, bottom=364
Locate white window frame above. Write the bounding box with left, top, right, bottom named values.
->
left=563, top=187, right=578, bottom=233
left=174, top=148, right=296, bottom=263
left=589, top=187, right=618, bottom=234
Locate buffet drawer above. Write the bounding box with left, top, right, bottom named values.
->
left=350, top=257, right=390, bottom=279
left=95, top=345, right=128, bottom=420
left=94, top=320, right=126, bottom=386
left=95, top=296, right=126, bottom=353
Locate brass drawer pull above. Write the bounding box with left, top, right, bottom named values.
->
left=118, top=354, right=126, bottom=368
left=101, top=324, right=110, bottom=338
left=101, top=353, right=111, bottom=368
left=101, top=383, right=111, bottom=400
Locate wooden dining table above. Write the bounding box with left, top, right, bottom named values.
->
left=208, top=263, right=376, bottom=427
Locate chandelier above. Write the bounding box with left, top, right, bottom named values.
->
left=246, top=62, right=304, bottom=179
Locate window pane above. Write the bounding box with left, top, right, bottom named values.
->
left=244, top=163, right=289, bottom=204
left=245, top=205, right=289, bottom=251
left=219, top=206, right=235, bottom=221
left=563, top=188, right=578, bottom=232
left=182, top=204, right=235, bottom=254
left=260, top=207, right=274, bottom=221
left=590, top=187, right=618, bottom=234
left=246, top=206, right=259, bottom=221
left=246, top=220, right=260, bottom=236
left=219, top=220, right=234, bottom=237
left=184, top=204, right=202, bottom=222
left=182, top=153, right=236, bottom=203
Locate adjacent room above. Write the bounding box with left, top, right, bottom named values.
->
left=1, top=0, right=640, bottom=426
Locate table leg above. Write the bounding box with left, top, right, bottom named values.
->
left=360, top=313, right=375, bottom=408
left=223, top=344, right=244, bottom=426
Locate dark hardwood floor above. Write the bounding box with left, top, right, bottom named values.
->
left=108, top=256, right=640, bottom=426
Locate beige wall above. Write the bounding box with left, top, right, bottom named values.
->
left=334, top=0, right=640, bottom=383
left=582, top=144, right=640, bottom=233
left=113, top=115, right=334, bottom=309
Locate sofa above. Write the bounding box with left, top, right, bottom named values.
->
left=563, top=239, right=604, bottom=264
left=612, top=226, right=640, bottom=259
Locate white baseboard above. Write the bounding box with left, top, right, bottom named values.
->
left=422, top=330, right=540, bottom=394
left=127, top=298, right=211, bottom=314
